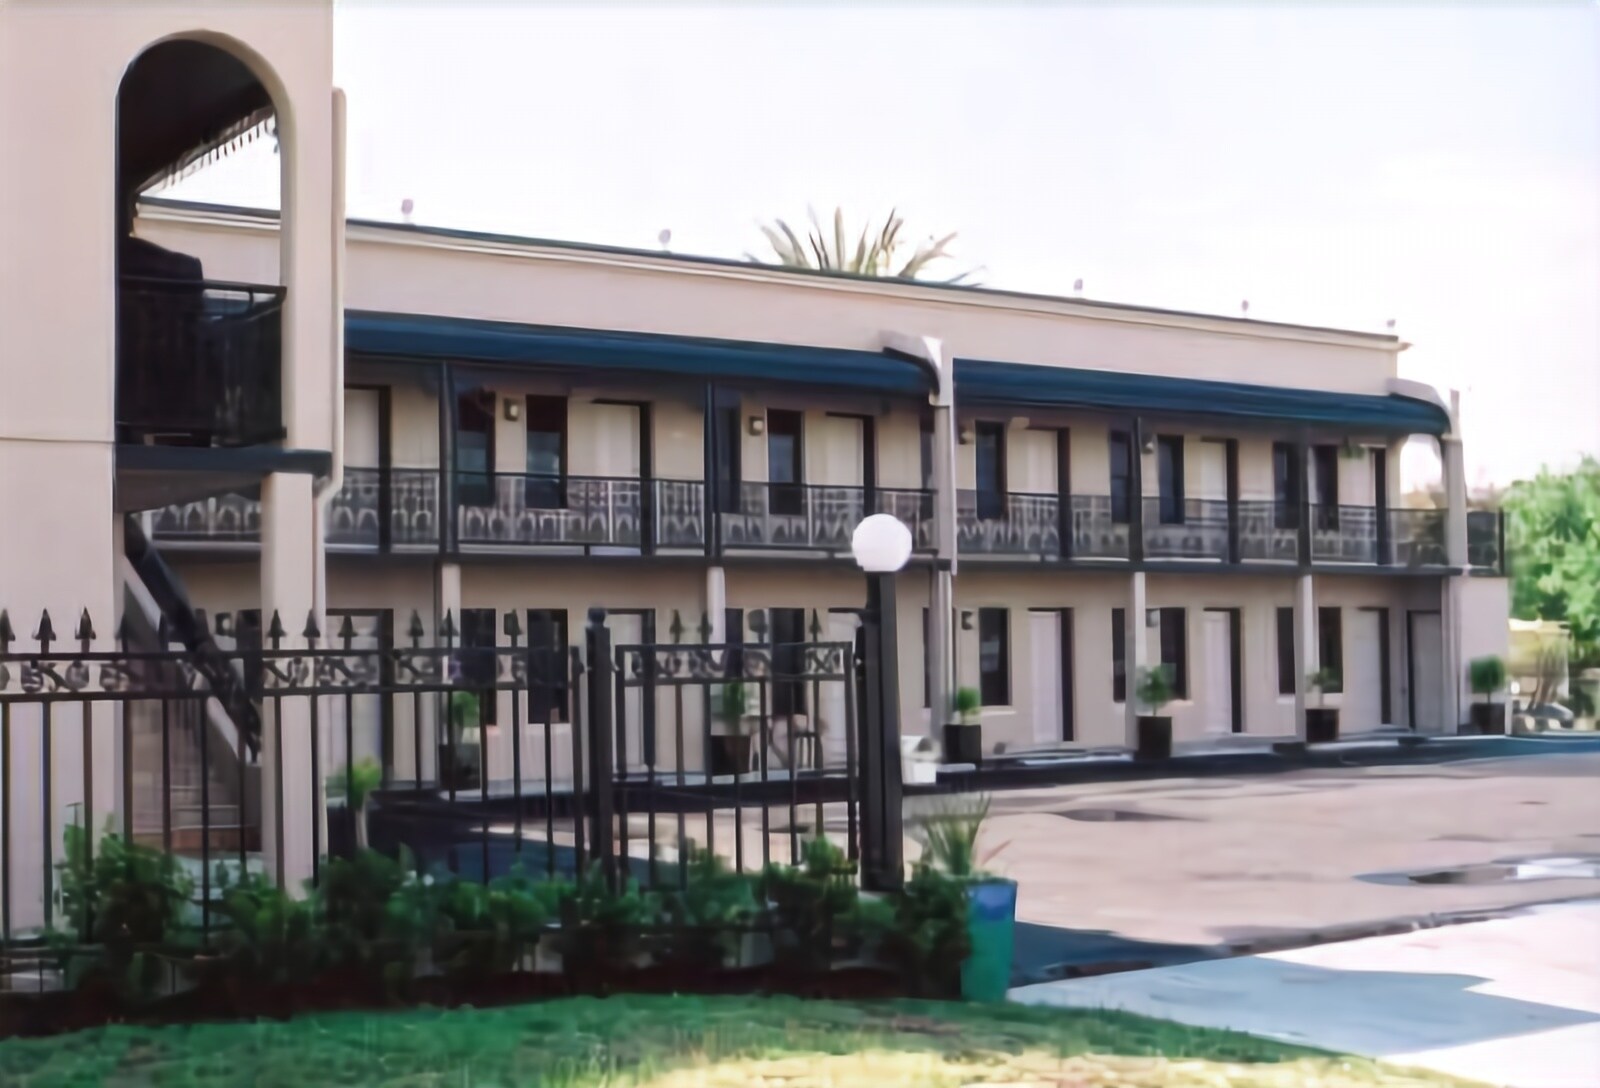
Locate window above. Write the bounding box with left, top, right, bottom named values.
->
left=524, top=395, right=567, bottom=509
left=714, top=403, right=742, bottom=513
left=524, top=609, right=570, bottom=722
left=459, top=608, right=498, bottom=727
left=1157, top=436, right=1185, bottom=524
left=1276, top=607, right=1296, bottom=695
left=1109, top=431, right=1133, bottom=525
left=1317, top=607, right=1343, bottom=690
left=456, top=390, right=496, bottom=507
left=767, top=409, right=804, bottom=516
left=978, top=608, right=1009, bottom=706
left=724, top=607, right=745, bottom=677
left=1312, top=445, right=1339, bottom=530
left=1272, top=442, right=1300, bottom=530
left=1112, top=607, right=1127, bottom=702
left=974, top=422, right=1006, bottom=520
left=1158, top=607, right=1188, bottom=699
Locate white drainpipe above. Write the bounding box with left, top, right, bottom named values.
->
left=311, top=88, right=347, bottom=623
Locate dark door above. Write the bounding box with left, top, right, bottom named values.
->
left=767, top=410, right=804, bottom=516
left=770, top=607, right=807, bottom=718
left=523, top=395, right=567, bottom=509
left=456, top=389, right=496, bottom=507
left=975, top=421, right=1006, bottom=520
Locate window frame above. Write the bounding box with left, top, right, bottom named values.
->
left=1109, top=431, right=1133, bottom=525
left=1272, top=442, right=1301, bottom=531
left=766, top=409, right=805, bottom=517
left=456, top=389, right=497, bottom=508
left=523, top=394, right=568, bottom=509
left=1112, top=607, right=1127, bottom=703
left=974, top=421, right=1007, bottom=521
left=524, top=608, right=571, bottom=722
left=1159, top=606, right=1188, bottom=699
left=1157, top=435, right=1185, bottom=525
left=1276, top=606, right=1296, bottom=696
left=1317, top=606, right=1344, bottom=691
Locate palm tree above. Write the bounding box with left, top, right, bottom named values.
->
left=749, top=206, right=976, bottom=284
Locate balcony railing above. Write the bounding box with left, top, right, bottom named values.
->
left=116, top=276, right=285, bottom=447
left=958, top=490, right=1061, bottom=558
left=1142, top=498, right=1230, bottom=561
left=1238, top=500, right=1301, bottom=562
left=716, top=482, right=933, bottom=553
left=148, top=464, right=1495, bottom=573
left=1467, top=509, right=1506, bottom=573
left=456, top=472, right=655, bottom=550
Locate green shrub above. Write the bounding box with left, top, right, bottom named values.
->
left=211, top=867, right=323, bottom=987
left=760, top=837, right=859, bottom=972
left=880, top=864, right=971, bottom=998
left=52, top=820, right=194, bottom=1001
left=552, top=864, right=661, bottom=974
left=1469, top=655, right=1507, bottom=700
left=660, top=848, right=762, bottom=966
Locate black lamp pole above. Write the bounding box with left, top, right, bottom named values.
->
left=859, top=569, right=905, bottom=892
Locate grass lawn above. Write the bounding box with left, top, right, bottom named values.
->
left=0, top=994, right=1478, bottom=1087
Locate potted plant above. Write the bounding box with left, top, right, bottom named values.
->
left=1305, top=666, right=1341, bottom=743
left=1134, top=665, right=1174, bottom=760
left=943, top=686, right=984, bottom=765
left=1468, top=655, right=1507, bottom=734
left=914, top=794, right=1012, bottom=1001
left=326, top=757, right=383, bottom=855
left=709, top=681, right=754, bottom=776
left=438, top=690, right=482, bottom=790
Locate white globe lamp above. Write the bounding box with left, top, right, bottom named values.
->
left=851, top=513, right=913, bottom=574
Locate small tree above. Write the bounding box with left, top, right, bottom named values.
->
left=953, top=686, right=982, bottom=724
left=1469, top=655, right=1507, bottom=711
left=1135, top=665, right=1174, bottom=717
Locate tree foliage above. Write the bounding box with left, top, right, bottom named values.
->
left=1504, top=456, right=1600, bottom=661
left=749, top=206, right=976, bottom=283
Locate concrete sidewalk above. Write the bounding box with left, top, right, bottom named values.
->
left=1010, top=900, right=1600, bottom=1088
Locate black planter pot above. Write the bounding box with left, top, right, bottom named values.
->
left=1305, top=708, right=1340, bottom=744
left=943, top=722, right=983, bottom=765
left=710, top=734, right=753, bottom=776
left=1469, top=702, right=1504, bottom=735
left=438, top=742, right=482, bottom=790
left=1134, top=716, right=1172, bottom=761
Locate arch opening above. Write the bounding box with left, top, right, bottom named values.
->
left=115, top=38, right=285, bottom=451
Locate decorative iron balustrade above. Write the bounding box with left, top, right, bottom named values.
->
left=1310, top=503, right=1381, bottom=564
left=718, top=481, right=872, bottom=553
left=1142, top=498, right=1230, bottom=560
left=653, top=478, right=708, bottom=549
left=116, top=276, right=285, bottom=447
left=1237, top=500, right=1300, bottom=562
left=1466, top=509, right=1505, bottom=573
left=870, top=488, right=936, bottom=553
left=1069, top=495, right=1131, bottom=559
left=150, top=491, right=260, bottom=545
left=956, top=490, right=1061, bottom=557
left=456, top=472, right=645, bottom=550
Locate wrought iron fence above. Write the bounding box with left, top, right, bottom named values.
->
left=455, top=472, right=647, bottom=551
left=1237, top=500, right=1300, bottom=562
left=1310, top=504, right=1381, bottom=564
left=956, top=491, right=1061, bottom=557
left=0, top=602, right=874, bottom=958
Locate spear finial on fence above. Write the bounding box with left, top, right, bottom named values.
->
left=302, top=610, right=321, bottom=644
left=809, top=609, right=823, bottom=641
left=439, top=610, right=457, bottom=642
left=337, top=613, right=357, bottom=647
left=75, top=608, right=96, bottom=647
left=502, top=610, right=522, bottom=639
left=266, top=610, right=287, bottom=647
left=407, top=610, right=425, bottom=645
left=115, top=609, right=137, bottom=646
left=668, top=609, right=684, bottom=644
left=0, top=610, right=14, bottom=650
left=34, top=609, right=56, bottom=648
left=697, top=611, right=714, bottom=644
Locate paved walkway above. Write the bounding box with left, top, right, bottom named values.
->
left=1011, top=899, right=1600, bottom=1088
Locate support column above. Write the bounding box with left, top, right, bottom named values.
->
left=436, top=561, right=462, bottom=628
left=929, top=345, right=958, bottom=740
left=1441, top=436, right=1468, bottom=570
left=929, top=565, right=954, bottom=737
left=705, top=564, right=726, bottom=641
left=260, top=472, right=320, bottom=890
left=1293, top=572, right=1315, bottom=740
left=1124, top=571, right=1148, bottom=748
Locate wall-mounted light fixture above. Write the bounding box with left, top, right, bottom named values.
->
left=1141, top=434, right=1157, bottom=456
left=1145, top=609, right=1161, bottom=628
left=748, top=415, right=766, bottom=436
left=958, top=425, right=975, bottom=446
left=504, top=398, right=522, bottom=422
left=960, top=610, right=975, bottom=631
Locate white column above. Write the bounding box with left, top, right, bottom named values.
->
left=929, top=566, right=954, bottom=736
left=436, top=560, right=462, bottom=623
left=1441, top=576, right=1464, bottom=733
left=1125, top=571, right=1148, bottom=747
left=1441, top=436, right=1468, bottom=569
left=706, top=564, right=726, bottom=641
left=1293, top=573, right=1315, bottom=740
left=259, top=472, right=320, bottom=889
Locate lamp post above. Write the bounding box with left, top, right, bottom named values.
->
left=851, top=513, right=911, bottom=891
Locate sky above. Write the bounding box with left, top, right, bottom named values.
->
left=168, top=2, right=1600, bottom=487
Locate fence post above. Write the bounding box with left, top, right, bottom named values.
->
left=859, top=575, right=905, bottom=892
left=584, top=608, right=616, bottom=887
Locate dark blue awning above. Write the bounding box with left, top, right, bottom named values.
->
left=346, top=311, right=933, bottom=396
left=954, top=358, right=1449, bottom=434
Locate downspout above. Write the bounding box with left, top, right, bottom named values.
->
left=882, top=334, right=955, bottom=741
left=311, top=88, right=347, bottom=622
